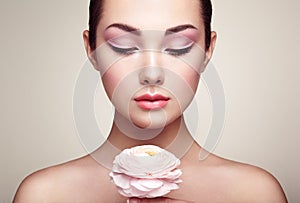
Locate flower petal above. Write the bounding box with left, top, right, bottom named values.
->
left=131, top=179, right=163, bottom=191
left=110, top=145, right=183, bottom=198
left=110, top=173, right=131, bottom=189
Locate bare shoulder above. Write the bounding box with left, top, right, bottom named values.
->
left=207, top=154, right=288, bottom=202
left=13, top=155, right=119, bottom=203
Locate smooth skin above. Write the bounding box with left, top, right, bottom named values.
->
left=14, top=0, right=287, bottom=202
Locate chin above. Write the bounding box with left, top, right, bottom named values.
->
left=129, top=109, right=180, bottom=130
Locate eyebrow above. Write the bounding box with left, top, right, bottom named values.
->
left=105, top=23, right=142, bottom=35
left=165, top=24, right=198, bottom=34
left=105, top=23, right=198, bottom=36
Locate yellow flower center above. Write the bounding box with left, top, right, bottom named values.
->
left=145, top=151, right=158, bottom=156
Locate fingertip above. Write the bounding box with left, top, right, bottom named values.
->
left=128, top=198, right=140, bottom=203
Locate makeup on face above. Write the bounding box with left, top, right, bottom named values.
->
left=134, top=93, right=170, bottom=110
left=103, top=23, right=200, bottom=56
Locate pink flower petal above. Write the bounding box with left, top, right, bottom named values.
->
left=110, top=173, right=131, bottom=189
left=122, top=185, right=149, bottom=197
left=163, top=169, right=183, bottom=180
left=110, top=145, right=183, bottom=198
left=161, top=181, right=180, bottom=190
left=131, top=179, right=163, bottom=191
left=140, top=179, right=164, bottom=189
left=147, top=186, right=171, bottom=197
left=146, top=181, right=180, bottom=197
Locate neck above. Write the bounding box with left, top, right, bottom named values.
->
left=107, top=111, right=194, bottom=153
left=92, top=111, right=196, bottom=169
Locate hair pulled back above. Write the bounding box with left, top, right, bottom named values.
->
left=88, top=0, right=212, bottom=51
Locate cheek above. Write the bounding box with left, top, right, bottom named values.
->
left=163, top=58, right=200, bottom=93
left=102, top=67, right=134, bottom=99
left=101, top=71, right=119, bottom=99
left=185, top=71, right=200, bottom=92
left=100, top=56, right=140, bottom=99
left=174, top=69, right=200, bottom=110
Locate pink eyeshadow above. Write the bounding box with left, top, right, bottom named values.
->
left=104, top=28, right=127, bottom=41
left=175, top=29, right=200, bottom=43
left=103, top=27, right=200, bottom=43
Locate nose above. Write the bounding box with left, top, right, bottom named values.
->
left=139, top=66, right=165, bottom=85
left=139, top=51, right=165, bottom=85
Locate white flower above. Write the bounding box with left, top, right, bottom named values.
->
left=110, top=145, right=182, bottom=198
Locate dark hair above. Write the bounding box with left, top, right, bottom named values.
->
left=88, top=0, right=212, bottom=50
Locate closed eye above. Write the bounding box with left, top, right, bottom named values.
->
left=108, top=43, right=139, bottom=55
left=163, top=43, right=194, bottom=56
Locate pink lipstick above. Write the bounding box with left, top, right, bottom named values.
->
left=134, top=94, right=170, bottom=110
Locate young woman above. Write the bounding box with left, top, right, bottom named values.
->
left=14, top=0, right=287, bottom=202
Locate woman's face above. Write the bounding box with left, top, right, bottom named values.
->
left=86, top=0, right=215, bottom=129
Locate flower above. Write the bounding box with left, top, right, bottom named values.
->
left=110, top=145, right=183, bottom=198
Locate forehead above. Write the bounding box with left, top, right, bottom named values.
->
left=98, top=0, right=202, bottom=31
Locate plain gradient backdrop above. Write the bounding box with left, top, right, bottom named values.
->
left=1, top=0, right=299, bottom=202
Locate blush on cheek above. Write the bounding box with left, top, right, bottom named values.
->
left=101, top=72, right=120, bottom=99
left=179, top=70, right=200, bottom=92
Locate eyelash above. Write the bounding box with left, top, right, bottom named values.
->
left=108, top=44, right=194, bottom=56
left=164, top=45, right=194, bottom=56
left=108, top=44, right=139, bottom=55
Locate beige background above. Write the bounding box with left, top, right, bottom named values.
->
left=1, top=0, right=299, bottom=202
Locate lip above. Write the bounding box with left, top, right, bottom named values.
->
left=134, top=94, right=170, bottom=110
